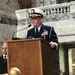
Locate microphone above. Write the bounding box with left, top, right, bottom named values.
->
left=12, top=24, right=31, bottom=40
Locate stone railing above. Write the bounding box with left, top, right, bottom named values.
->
left=39, top=3, right=70, bottom=15
left=15, top=1, right=75, bottom=25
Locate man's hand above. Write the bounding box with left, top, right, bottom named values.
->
left=49, top=41, right=58, bottom=49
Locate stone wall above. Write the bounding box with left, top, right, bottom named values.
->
left=0, top=23, right=17, bottom=55
left=0, top=0, right=19, bottom=12
left=0, top=10, right=17, bottom=55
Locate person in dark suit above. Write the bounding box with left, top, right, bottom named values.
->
left=27, top=8, right=59, bottom=50
left=0, top=42, right=8, bottom=75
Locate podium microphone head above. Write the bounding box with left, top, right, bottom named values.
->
left=9, top=67, right=21, bottom=75
left=28, top=24, right=31, bottom=27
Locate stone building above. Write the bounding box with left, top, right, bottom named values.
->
left=0, top=0, right=75, bottom=75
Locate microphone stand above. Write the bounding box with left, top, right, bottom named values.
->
left=12, top=25, right=31, bottom=40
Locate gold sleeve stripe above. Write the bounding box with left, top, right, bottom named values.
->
left=49, top=27, right=52, bottom=39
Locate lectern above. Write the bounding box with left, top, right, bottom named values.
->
left=7, top=38, right=54, bottom=75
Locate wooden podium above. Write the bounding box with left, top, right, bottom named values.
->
left=7, top=38, right=54, bottom=75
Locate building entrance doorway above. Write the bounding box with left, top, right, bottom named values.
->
left=59, top=41, right=75, bottom=75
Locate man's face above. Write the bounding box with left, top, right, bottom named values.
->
left=31, top=17, right=43, bottom=28
left=2, top=43, right=7, bottom=55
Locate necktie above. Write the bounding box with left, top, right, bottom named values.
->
left=4, top=55, right=6, bottom=62
left=5, top=55, right=6, bottom=60
left=36, top=28, right=38, bottom=34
